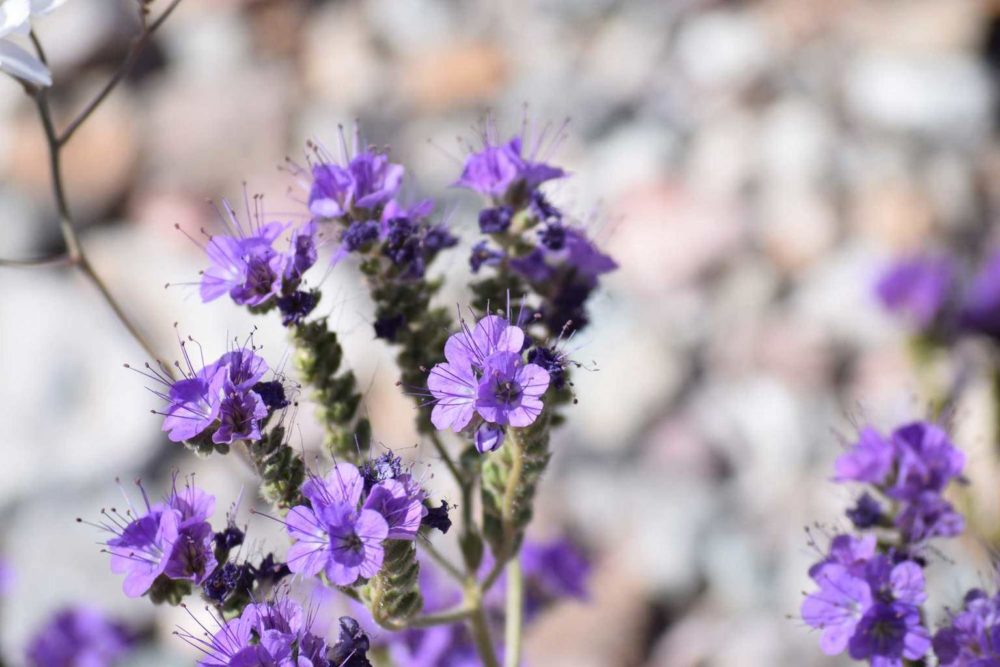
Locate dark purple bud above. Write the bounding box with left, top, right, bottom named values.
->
left=421, top=500, right=452, bottom=534
left=277, top=290, right=320, bottom=327
left=478, top=206, right=514, bottom=234
left=252, top=381, right=289, bottom=412
left=330, top=616, right=372, bottom=667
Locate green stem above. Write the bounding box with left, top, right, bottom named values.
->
left=419, top=538, right=465, bottom=583
left=385, top=605, right=473, bottom=630
left=468, top=604, right=501, bottom=667
left=500, top=429, right=524, bottom=557
left=504, top=557, right=524, bottom=667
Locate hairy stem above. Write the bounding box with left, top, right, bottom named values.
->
left=504, top=557, right=524, bottom=667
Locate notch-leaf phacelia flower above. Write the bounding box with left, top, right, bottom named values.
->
left=86, top=478, right=217, bottom=599
left=191, top=197, right=318, bottom=322
left=136, top=339, right=288, bottom=449
left=278, top=457, right=433, bottom=587
left=427, top=314, right=551, bottom=452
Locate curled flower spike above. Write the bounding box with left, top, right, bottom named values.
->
left=426, top=312, right=551, bottom=452
left=83, top=477, right=217, bottom=598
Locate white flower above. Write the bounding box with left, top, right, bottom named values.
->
left=0, top=0, right=67, bottom=88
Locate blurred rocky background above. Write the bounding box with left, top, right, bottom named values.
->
left=3, top=0, right=1000, bottom=665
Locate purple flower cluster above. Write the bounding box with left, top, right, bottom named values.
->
left=933, top=588, right=1000, bottom=666
left=284, top=457, right=427, bottom=586
left=427, top=314, right=551, bottom=452
left=199, top=200, right=319, bottom=325
left=802, top=421, right=969, bottom=666
left=181, top=596, right=363, bottom=667
left=457, top=129, right=616, bottom=334
left=877, top=248, right=1000, bottom=342
left=94, top=478, right=217, bottom=598
left=26, top=606, right=134, bottom=667
left=802, top=535, right=930, bottom=665
left=143, top=344, right=284, bottom=446
left=835, top=422, right=965, bottom=544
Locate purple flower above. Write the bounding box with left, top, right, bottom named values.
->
left=890, top=421, right=965, bottom=500
left=213, top=389, right=267, bottom=444
left=277, top=289, right=320, bottom=326
left=343, top=220, right=381, bottom=252
left=285, top=502, right=388, bottom=586
left=520, top=538, right=590, bottom=620
left=361, top=451, right=404, bottom=493
left=895, top=491, right=964, bottom=543
left=309, top=151, right=404, bottom=219
left=511, top=227, right=617, bottom=287
left=161, top=367, right=227, bottom=443
left=474, top=422, right=505, bottom=453
left=454, top=135, right=565, bottom=200
left=285, top=464, right=389, bottom=586
left=331, top=616, right=372, bottom=667
left=960, top=250, right=1000, bottom=337
left=285, top=220, right=318, bottom=282
left=834, top=427, right=895, bottom=485
left=802, top=564, right=873, bottom=655
left=96, top=480, right=218, bottom=597
left=475, top=351, right=550, bottom=427
left=427, top=315, right=551, bottom=446
left=846, top=493, right=884, bottom=529
left=182, top=597, right=330, bottom=667
left=876, top=255, right=953, bottom=328
left=26, top=606, right=133, bottom=667
left=200, top=214, right=288, bottom=307
left=363, top=475, right=427, bottom=540
left=849, top=602, right=931, bottom=666
left=934, top=589, right=1000, bottom=666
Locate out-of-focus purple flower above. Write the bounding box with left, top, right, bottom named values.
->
left=960, top=250, right=1000, bottom=338
left=895, top=491, right=964, bottom=543
left=470, top=241, right=504, bottom=273
left=478, top=206, right=513, bottom=234
left=849, top=602, right=930, bottom=666
left=309, top=151, right=404, bottom=219
left=343, top=220, right=381, bottom=252
left=277, top=289, right=320, bottom=326
left=846, top=493, right=883, bottom=530
left=876, top=255, right=953, bottom=329
left=521, top=538, right=590, bottom=621
left=889, top=421, right=966, bottom=501
left=0, top=558, right=12, bottom=597
left=453, top=135, right=565, bottom=200
left=933, top=588, right=1000, bottom=666
left=835, top=427, right=895, bottom=485
left=26, top=606, right=134, bottom=667
left=427, top=315, right=550, bottom=446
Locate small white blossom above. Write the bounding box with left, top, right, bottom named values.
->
left=0, top=0, right=67, bottom=88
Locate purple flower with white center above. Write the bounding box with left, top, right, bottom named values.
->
left=309, top=150, right=404, bottom=219
left=161, top=366, right=228, bottom=443
left=26, top=606, right=134, bottom=667
left=427, top=314, right=551, bottom=447
left=213, top=389, right=268, bottom=444
left=475, top=351, right=550, bottom=427
left=454, top=135, right=565, bottom=200
left=470, top=241, right=504, bottom=273
left=960, top=249, right=1000, bottom=338
left=285, top=502, right=388, bottom=586
left=285, top=464, right=389, bottom=585
left=876, top=254, right=953, bottom=329
left=834, top=426, right=895, bottom=485
left=362, top=475, right=427, bottom=540
left=933, top=589, right=1000, bottom=666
